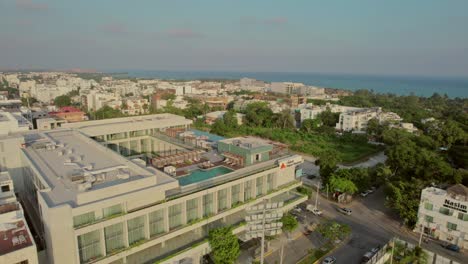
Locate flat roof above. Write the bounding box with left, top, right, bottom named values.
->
left=62, top=113, right=192, bottom=137
left=0, top=220, right=34, bottom=255
left=219, top=136, right=274, bottom=150
left=23, top=130, right=176, bottom=207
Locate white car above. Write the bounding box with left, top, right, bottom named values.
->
left=360, top=191, right=369, bottom=197
left=322, top=256, right=336, bottom=264
left=339, top=207, right=352, bottom=215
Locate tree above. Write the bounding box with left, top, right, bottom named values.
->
left=272, top=109, right=295, bottom=129
left=93, top=105, right=124, bottom=120
left=317, top=109, right=339, bottom=127
left=329, top=174, right=358, bottom=194
left=244, top=102, right=273, bottom=127
left=281, top=213, right=298, bottom=232
left=54, top=95, right=72, bottom=107
left=223, top=110, right=238, bottom=129
left=317, top=149, right=341, bottom=182
left=210, top=119, right=229, bottom=136
left=301, top=118, right=321, bottom=133
left=208, top=226, right=240, bottom=264
left=317, top=221, right=351, bottom=243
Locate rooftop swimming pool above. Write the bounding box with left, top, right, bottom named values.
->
left=178, top=166, right=233, bottom=186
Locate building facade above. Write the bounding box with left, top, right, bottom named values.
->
left=416, top=185, right=468, bottom=249
left=4, top=114, right=306, bottom=264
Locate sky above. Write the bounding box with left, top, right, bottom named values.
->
left=1, top=0, right=468, bottom=77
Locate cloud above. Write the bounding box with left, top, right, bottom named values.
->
left=99, top=23, right=129, bottom=34
left=15, top=0, right=48, bottom=11
left=166, top=28, right=204, bottom=38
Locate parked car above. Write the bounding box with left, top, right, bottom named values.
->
left=361, top=252, right=374, bottom=263
left=322, top=256, right=336, bottom=264
left=338, top=207, right=352, bottom=215
left=360, top=191, right=369, bottom=197
left=366, top=189, right=374, bottom=194
left=443, top=244, right=460, bottom=252
left=306, top=204, right=323, bottom=215
left=293, top=206, right=302, bottom=213
left=371, top=246, right=381, bottom=253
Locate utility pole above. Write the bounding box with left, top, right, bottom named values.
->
left=279, top=244, right=284, bottom=264
left=315, top=181, right=320, bottom=209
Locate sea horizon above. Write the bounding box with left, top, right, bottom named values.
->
left=109, top=70, right=468, bottom=98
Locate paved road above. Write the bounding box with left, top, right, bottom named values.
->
left=318, top=188, right=467, bottom=264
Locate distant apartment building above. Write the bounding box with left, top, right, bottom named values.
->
left=49, top=106, right=88, bottom=123
left=335, top=107, right=402, bottom=132
left=204, top=111, right=244, bottom=125
left=269, top=82, right=325, bottom=97
left=239, top=78, right=266, bottom=92
left=1, top=113, right=306, bottom=264
left=121, top=98, right=149, bottom=116
left=86, top=91, right=121, bottom=111
left=0, top=171, right=38, bottom=264
left=416, top=184, right=468, bottom=249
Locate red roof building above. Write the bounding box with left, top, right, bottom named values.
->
left=49, top=106, right=87, bottom=123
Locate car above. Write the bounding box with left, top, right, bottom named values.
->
left=338, top=207, right=352, bottom=215
left=293, top=207, right=302, bottom=213
left=306, top=204, right=322, bottom=215
left=443, top=244, right=460, bottom=252
left=371, top=246, right=381, bottom=254
left=322, top=256, right=336, bottom=264
left=366, top=189, right=374, bottom=194
left=360, top=191, right=369, bottom=197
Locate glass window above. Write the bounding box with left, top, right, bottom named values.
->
left=149, top=209, right=165, bottom=237
left=77, top=230, right=102, bottom=263
left=424, top=215, right=434, bottom=223
left=169, top=204, right=182, bottom=230
left=186, top=198, right=199, bottom=223
left=458, top=213, right=468, bottom=221
left=203, top=193, right=214, bottom=217
left=244, top=181, right=252, bottom=201
left=439, top=207, right=452, bottom=216
left=104, top=223, right=124, bottom=254
left=447, top=222, right=457, bottom=231
left=73, top=212, right=96, bottom=228
left=231, top=184, right=241, bottom=206
left=256, top=177, right=264, bottom=197
left=424, top=203, right=433, bottom=211
left=127, top=216, right=145, bottom=245
left=266, top=173, right=274, bottom=192
left=218, top=189, right=228, bottom=211
left=103, top=204, right=123, bottom=218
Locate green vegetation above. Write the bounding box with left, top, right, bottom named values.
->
left=386, top=242, right=428, bottom=264
left=90, top=105, right=125, bottom=120
left=281, top=213, right=298, bottom=232
left=317, top=221, right=351, bottom=244
left=208, top=226, right=240, bottom=264
left=297, top=246, right=332, bottom=264
left=296, top=186, right=312, bottom=198
left=54, top=95, right=72, bottom=107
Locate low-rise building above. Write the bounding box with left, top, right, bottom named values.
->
left=335, top=107, right=402, bottom=132
left=0, top=111, right=31, bottom=135
left=416, top=184, right=468, bottom=249
left=36, top=117, right=67, bottom=130
left=49, top=106, right=87, bottom=123
left=0, top=171, right=38, bottom=264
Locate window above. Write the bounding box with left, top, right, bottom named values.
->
left=127, top=216, right=145, bottom=245
left=1, top=185, right=10, bottom=193
left=203, top=194, right=213, bottom=217
left=104, top=223, right=124, bottom=254
left=255, top=154, right=261, bottom=161
left=447, top=222, right=457, bottom=231
left=424, top=203, right=433, bottom=211
left=218, top=189, right=228, bottom=211
left=424, top=215, right=434, bottom=223
left=73, top=212, right=96, bottom=228
left=231, top=184, right=241, bottom=206
left=439, top=207, right=452, bottom=216
left=458, top=213, right=468, bottom=221
left=149, top=209, right=165, bottom=237
left=266, top=173, right=274, bottom=192
left=77, top=230, right=102, bottom=263
left=256, top=177, right=264, bottom=197
left=244, top=181, right=253, bottom=201
left=186, top=198, right=199, bottom=223
left=103, top=204, right=123, bottom=218
left=168, top=204, right=182, bottom=230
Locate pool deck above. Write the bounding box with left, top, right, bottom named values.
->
left=175, top=161, right=242, bottom=177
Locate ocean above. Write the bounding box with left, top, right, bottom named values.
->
left=119, top=71, right=468, bottom=98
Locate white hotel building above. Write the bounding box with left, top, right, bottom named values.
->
left=416, top=184, right=468, bottom=249
left=0, top=113, right=307, bottom=264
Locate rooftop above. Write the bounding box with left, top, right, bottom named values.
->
left=62, top=113, right=192, bottom=137
left=0, top=220, right=34, bottom=255
left=23, top=130, right=176, bottom=207
left=219, top=136, right=275, bottom=150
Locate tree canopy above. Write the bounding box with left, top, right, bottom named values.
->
left=208, top=226, right=240, bottom=264
left=281, top=213, right=298, bottom=232
left=54, top=95, right=72, bottom=107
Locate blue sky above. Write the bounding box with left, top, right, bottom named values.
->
left=1, top=0, right=467, bottom=77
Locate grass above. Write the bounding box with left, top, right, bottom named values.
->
left=297, top=247, right=331, bottom=264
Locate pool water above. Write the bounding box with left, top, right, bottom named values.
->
left=178, top=166, right=233, bottom=186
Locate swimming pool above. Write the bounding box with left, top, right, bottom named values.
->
left=178, top=166, right=233, bottom=186
left=190, top=129, right=225, bottom=142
